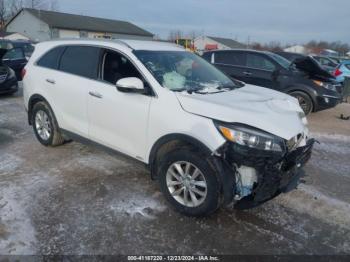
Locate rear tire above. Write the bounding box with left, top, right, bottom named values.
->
left=289, top=91, right=313, bottom=115
left=32, top=101, right=65, bottom=147
left=157, top=149, right=220, bottom=217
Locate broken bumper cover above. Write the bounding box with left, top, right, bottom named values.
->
left=215, top=138, right=315, bottom=209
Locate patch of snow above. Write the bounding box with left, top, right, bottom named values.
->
left=0, top=186, right=37, bottom=254
left=0, top=168, right=59, bottom=255
left=313, top=141, right=350, bottom=155
left=311, top=132, right=350, bottom=142
left=72, top=154, right=129, bottom=175
left=277, top=184, right=350, bottom=230
left=0, top=154, right=23, bottom=174
left=110, top=193, right=166, bottom=219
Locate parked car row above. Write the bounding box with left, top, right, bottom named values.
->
left=202, top=49, right=343, bottom=115
left=334, top=60, right=350, bottom=83
left=0, top=39, right=34, bottom=95
left=274, top=51, right=350, bottom=84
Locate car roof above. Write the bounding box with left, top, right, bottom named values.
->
left=203, top=49, right=271, bottom=55
left=40, top=38, right=184, bottom=52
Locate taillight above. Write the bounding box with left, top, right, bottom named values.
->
left=334, top=68, right=342, bottom=77
left=21, top=68, right=27, bottom=79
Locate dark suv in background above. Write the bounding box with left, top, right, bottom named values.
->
left=203, top=50, right=343, bottom=115
left=0, top=40, right=34, bottom=80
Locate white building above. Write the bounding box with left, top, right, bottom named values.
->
left=6, top=8, right=154, bottom=42
left=283, top=45, right=308, bottom=54
left=194, top=36, right=245, bottom=53
left=0, top=32, right=30, bottom=40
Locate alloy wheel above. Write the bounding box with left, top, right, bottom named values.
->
left=35, top=110, right=52, bottom=140
left=166, top=161, right=207, bottom=207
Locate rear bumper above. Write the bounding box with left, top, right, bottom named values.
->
left=0, top=77, right=18, bottom=94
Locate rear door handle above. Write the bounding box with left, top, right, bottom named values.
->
left=243, top=71, right=252, bottom=76
left=89, top=91, right=103, bottom=99
left=46, top=79, right=56, bottom=84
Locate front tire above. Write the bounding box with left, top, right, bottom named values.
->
left=289, top=91, right=313, bottom=115
left=32, top=101, right=65, bottom=147
left=158, top=149, right=220, bottom=217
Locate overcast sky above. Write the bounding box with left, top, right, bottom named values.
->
left=58, top=0, right=349, bottom=44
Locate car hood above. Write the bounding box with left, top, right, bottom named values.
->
left=293, top=56, right=335, bottom=80
left=175, top=84, right=307, bottom=140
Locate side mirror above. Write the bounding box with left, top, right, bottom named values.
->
left=116, top=77, right=144, bottom=93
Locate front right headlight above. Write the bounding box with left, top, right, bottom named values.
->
left=313, top=80, right=336, bottom=91
left=215, top=122, right=285, bottom=152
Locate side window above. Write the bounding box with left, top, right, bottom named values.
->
left=59, top=46, right=100, bottom=79
left=37, top=46, right=65, bottom=69
left=3, top=48, right=25, bottom=60
left=201, top=52, right=212, bottom=62
left=23, top=44, right=35, bottom=57
left=215, top=52, right=246, bottom=66
left=102, top=50, right=142, bottom=85
left=246, top=54, right=276, bottom=71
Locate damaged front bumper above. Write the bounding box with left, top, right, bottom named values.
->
left=212, top=138, right=315, bottom=209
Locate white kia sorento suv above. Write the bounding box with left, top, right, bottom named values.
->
left=23, top=39, right=314, bottom=216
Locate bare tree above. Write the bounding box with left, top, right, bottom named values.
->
left=9, top=0, right=25, bottom=17
left=0, top=0, right=6, bottom=32
left=49, top=0, right=58, bottom=11
left=168, top=30, right=183, bottom=41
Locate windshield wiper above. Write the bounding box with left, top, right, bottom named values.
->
left=216, top=84, right=237, bottom=90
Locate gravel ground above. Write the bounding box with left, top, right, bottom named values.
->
left=0, top=87, right=350, bottom=255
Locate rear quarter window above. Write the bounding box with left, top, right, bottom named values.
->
left=37, top=46, right=66, bottom=69
left=59, top=46, right=100, bottom=79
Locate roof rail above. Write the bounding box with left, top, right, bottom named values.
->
left=42, top=37, right=134, bottom=50
left=110, top=38, right=133, bottom=49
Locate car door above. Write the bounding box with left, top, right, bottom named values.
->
left=87, top=49, right=152, bottom=160
left=45, top=45, right=100, bottom=137
left=2, top=47, right=27, bottom=80
left=244, top=53, right=278, bottom=89
left=212, top=51, right=247, bottom=81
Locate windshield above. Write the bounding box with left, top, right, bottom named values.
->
left=268, top=52, right=292, bottom=69
left=134, top=50, right=237, bottom=92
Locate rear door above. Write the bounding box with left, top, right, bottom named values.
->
left=244, top=53, right=277, bottom=89
left=45, top=45, right=101, bottom=137
left=212, top=51, right=247, bottom=81
left=2, top=47, right=27, bottom=79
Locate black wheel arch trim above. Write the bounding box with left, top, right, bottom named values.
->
left=148, top=134, right=235, bottom=205
left=285, top=85, right=317, bottom=109
left=148, top=133, right=213, bottom=177
left=285, top=84, right=317, bottom=100
left=28, top=94, right=54, bottom=125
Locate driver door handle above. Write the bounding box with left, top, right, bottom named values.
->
left=243, top=71, right=252, bottom=76
left=89, top=91, right=103, bottom=99
left=46, top=79, right=56, bottom=84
